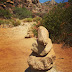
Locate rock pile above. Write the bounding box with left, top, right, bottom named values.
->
left=26, top=26, right=57, bottom=72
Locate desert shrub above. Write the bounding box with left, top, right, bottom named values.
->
left=41, top=3, right=72, bottom=45
left=32, top=21, right=42, bottom=37
left=32, top=13, right=46, bottom=18
left=68, top=0, right=72, bottom=3
left=13, top=7, right=32, bottom=19
left=33, top=16, right=42, bottom=23
left=23, top=18, right=33, bottom=22
left=0, top=19, right=11, bottom=25
left=10, top=19, right=21, bottom=26
left=32, top=23, right=38, bottom=37
left=0, top=9, right=12, bottom=19
left=4, top=19, right=11, bottom=24
left=0, top=0, right=6, bottom=3
left=0, top=20, right=4, bottom=25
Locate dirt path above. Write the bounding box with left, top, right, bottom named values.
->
left=0, top=25, right=72, bottom=72
left=53, top=44, right=72, bottom=72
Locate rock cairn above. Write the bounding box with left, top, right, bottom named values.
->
left=26, top=26, right=57, bottom=72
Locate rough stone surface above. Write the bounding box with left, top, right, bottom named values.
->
left=25, top=67, right=57, bottom=72
left=26, top=26, right=56, bottom=72
left=28, top=56, right=53, bottom=70
left=32, top=0, right=39, bottom=4
left=50, top=0, right=56, bottom=5
left=46, top=48, right=56, bottom=62
left=32, top=38, right=53, bottom=56
left=48, top=68, right=57, bottom=72
left=25, top=30, right=34, bottom=38
left=24, top=0, right=39, bottom=4
left=38, top=26, right=49, bottom=45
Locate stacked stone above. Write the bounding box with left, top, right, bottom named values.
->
left=27, top=26, right=57, bottom=72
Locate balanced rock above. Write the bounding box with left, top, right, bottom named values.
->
left=38, top=26, right=49, bottom=45
left=28, top=56, right=53, bottom=70
left=32, top=38, right=53, bottom=56
left=47, top=67, right=57, bottom=72
left=26, top=26, right=57, bottom=72
left=46, top=48, right=56, bottom=62
left=25, top=67, right=57, bottom=72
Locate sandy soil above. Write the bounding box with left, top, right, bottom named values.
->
left=0, top=26, right=72, bottom=72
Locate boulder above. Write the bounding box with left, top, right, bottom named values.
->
left=28, top=56, right=53, bottom=70
left=24, top=0, right=39, bottom=4
left=47, top=67, right=57, bottom=72
left=32, top=41, right=45, bottom=55
left=25, top=0, right=32, bottom=3
left=32, top=38, right=53, bottom=56
left=25, top=67, right=57, bottom=72
left=25, top=31, right=34, bottom=38
left=38, top=26, right=49, bottom=45
left=46, top=48, right=56, bottom=62
left=32, top=0, right=39, bottom=4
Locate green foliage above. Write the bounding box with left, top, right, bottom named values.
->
left=0, top=20, right=4, bottom=25
left=32, top=29, right=38, bottom=37
left=0, top=9, right=12, bottom=19
left=13, top=7, right=32, bottom=19
left=0, top=19, right=20, bottom=27
left=11, top=19, right=21, bottom=26
left=32, top=17, right=42, bottom=37
left=32, top=23, right=38, bottom=37
left=68, top=0, right=72, bottom=3
left=0, top=0, right=6, bottom=3
left=33, top=16, right=42, bottom=23
left=0, top=19, right=11, bottom=25
left=23, top=18, right=33, bottom=22
left=41, top=4, right=72, bottom=45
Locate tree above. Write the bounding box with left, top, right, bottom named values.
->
left=68, top=0, right=72, bottom=3
left=0, top=0, right=6, bottom=3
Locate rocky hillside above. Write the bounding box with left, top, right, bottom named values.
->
left=0, top=0, right=57, bottom=15
left=0, top=0, right=40, bottom=9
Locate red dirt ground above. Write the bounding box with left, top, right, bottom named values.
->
left=0, top=28, right=72, bottom=72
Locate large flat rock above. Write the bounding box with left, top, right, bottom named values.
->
left=28, top=56, right=53, bottom=70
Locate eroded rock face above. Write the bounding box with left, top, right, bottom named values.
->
left=32, top=38, right=53, bottom=56
left=28, top=56, right=53, bottom=70
left=38, top=26, right=49, bottom=45
left=24, top=0, right=39, bottom=4
left=32, top=0, right=39, bottom=4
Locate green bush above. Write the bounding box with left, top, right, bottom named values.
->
left=32, top=23, right=38, bottom=37
left=33, top=16, right=42, bottom=23
left=23, top=18, right=33, bottom=22
left=0, top=9, right=12, bottom=19
left=13, top=7, right=32, bottom=19
left=41, top=4, right=72, bottom=45
left=10, top=19, right=21, bottom=26
left=32, top=13, right=46, bottom=18
left=0, top=19, right=11, bottom=25
left=0, top=20, right=4, bottom=25
left=0, top=0, right=6, bottom=3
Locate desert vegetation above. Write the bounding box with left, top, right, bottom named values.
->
left=0, top=9, right=12, bottom=19
left=0, top=1, right=72, bottom=46
left=0, top=0, right=72, bottom=72
left=32, top=2, right=72, bottom=47
left=13, top=7, right=32, bottom=19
